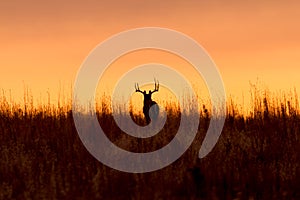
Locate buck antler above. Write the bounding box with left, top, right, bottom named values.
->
left=135, top=79, right=159, bottom=93
left=154, top=78, right=159, bottom=92
left=135, top=83, right=142, bottom=93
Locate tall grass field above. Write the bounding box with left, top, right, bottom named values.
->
left=0, top=85, right=299, bottom=199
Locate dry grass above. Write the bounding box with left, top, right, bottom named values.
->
left=0, top=86, right=299, bottom=199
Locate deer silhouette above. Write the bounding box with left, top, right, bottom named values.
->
left=135, top=79, right=159, bottom=124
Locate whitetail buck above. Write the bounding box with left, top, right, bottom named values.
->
left=135, top=79, right=159, bottom=124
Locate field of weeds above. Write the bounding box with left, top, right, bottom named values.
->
left=0, top=86, right=299, bottom=199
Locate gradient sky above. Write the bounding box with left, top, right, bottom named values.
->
left=1, top=0, right=300, bottom=108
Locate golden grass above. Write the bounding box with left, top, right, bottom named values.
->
left=0, top=85, right=299, bottom=199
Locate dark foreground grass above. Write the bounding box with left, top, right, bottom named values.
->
left=0, top=91, right=300, bottom=199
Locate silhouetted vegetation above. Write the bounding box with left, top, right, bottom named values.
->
left=0, top=86, right=299, bottom=199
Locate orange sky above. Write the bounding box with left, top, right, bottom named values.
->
left=1, top=0, right=300, bottom=108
